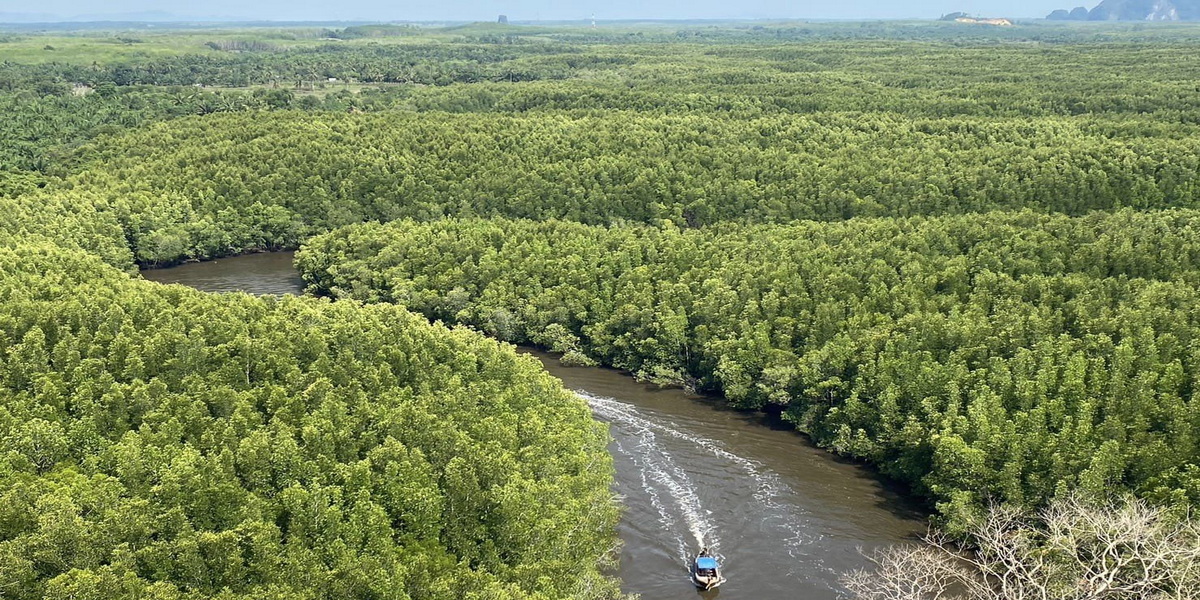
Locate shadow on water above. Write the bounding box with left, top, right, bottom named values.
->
left=535, top=352, right=930, bottom=526
left=711, top=400, right=931, bottom=533
left=522, top=348, right=928, bottom=599
left=729, top=404, right=929, bottom=526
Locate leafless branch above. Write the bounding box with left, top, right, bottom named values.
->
left=841, top=495, right=1200, bottom=600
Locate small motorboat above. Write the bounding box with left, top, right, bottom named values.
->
left=690, top=548, right=726, bottom=590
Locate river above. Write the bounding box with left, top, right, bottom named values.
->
left=141, top=252, right=926, bottom=599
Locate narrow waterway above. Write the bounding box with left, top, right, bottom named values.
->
left=140, top=252, right=306, bottom=295
left=142, top=253, right=926, bottom=599
left=525, top=350, right=924, bottom=599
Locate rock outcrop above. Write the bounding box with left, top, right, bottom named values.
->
left=1048, top=0, right=1200, bottom=21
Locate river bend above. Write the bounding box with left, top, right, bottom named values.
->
left=142, top=252, right=925, bottom=599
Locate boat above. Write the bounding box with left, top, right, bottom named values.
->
left=690, top=548, right=726, bottom=590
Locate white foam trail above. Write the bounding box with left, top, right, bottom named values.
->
left=582, top=390, right=830, bottom=568
left=585, top=391, right=790, bottom=508
left=594, top=390, right=716, bottom=564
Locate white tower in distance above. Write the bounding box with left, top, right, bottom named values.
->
left=591, top=13, right=596, bottom=28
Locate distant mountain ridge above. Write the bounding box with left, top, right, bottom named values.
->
left=1048, top=0, right=1200, bottom=21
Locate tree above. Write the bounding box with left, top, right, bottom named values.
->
left=842, top=495, right=1200, bottom=600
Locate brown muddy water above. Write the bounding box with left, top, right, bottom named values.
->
left=142, top=253, right=926, bottom=599
left=140, top=252, right=307, bottom=295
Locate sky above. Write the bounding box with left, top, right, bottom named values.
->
left=0, top=0, right=1086, bottom=22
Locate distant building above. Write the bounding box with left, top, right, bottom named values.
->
left=498, top=15, right=508, bottom=24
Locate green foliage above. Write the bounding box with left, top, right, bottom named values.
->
left=297, top=212, right=1200, bottom=518
left=9, top=25, right=1200, bottom=269
left=34, top=108, right=1200, bottom=266
left=9, top=19, right=1200, bottom=595
left=0, top=244, right=620, bottom=600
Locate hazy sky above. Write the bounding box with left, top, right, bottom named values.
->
left=1, top=1, right=1084, bottom=21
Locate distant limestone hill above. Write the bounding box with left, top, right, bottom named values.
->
left=1048, top=0, right=1200, bottom=21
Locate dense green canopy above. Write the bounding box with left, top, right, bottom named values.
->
left=24, top=109, right=1200, bottom=267
left=6, top=19, right=1200, bottom=597
left=0, top=243, right=620, bottom=600
left=296, top=213, right=1200, bottom=523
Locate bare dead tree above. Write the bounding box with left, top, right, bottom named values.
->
left=841, top=544, right=964, bottom=600
left=841, top=495, right=1200, bottom=600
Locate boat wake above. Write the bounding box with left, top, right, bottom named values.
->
left=588, top=392, right=716, bottom=565
left=582, top=390, right=827, bottom=574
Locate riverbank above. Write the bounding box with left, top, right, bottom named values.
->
left=141, top=253, right=927, bottom=598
